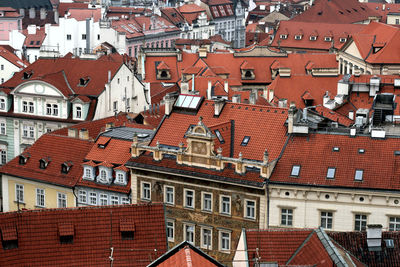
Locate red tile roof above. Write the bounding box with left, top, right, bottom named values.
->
left=270, top=21, right=365, bottom=51
left=58, top=2, right=88, bottom=15
left=68, top=8, right=101, bottom=22
left=291, top=0, right=380, bottom=24
left=0, top=203, right=167, bottom=266
left=271, top=133, right=400, bottom=191
left=364, top=3, right=400, bottom=23
left=85, top=138, right=132, bottom=165
left=315, top=105, right=353, bottom=127
left=23, top=27, right=46, bottom=48
left=0, top=134, right=94, bottom=188
left=149, top=99, right=288, bottom=161
left=0, top=45, right=29, bottom=69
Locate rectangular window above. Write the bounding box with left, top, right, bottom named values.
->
left=67, top=34, right=71, bottom=40
left=113, top=101, right=118, bottom=111
left=46, top=104, right=52, bottom=115
left=0, top=64, right=3, bottom=70
left=389, top=217, right=400, bottom=231
left=76, top=106, right=82, bottom=118
left=111, top=195, right=119, bottom=205
left=78, top=190, right=87, bottom=204
left=89, top=192, right=97, bottom=205
left=202, top=192, right=212, bottom=212
left=52, top=104, right=58, bottom=116
left=241, top=136, right=250, bottom=146
left=1, top=150, right=6, bottom=164
left=0, top=121, right=6, bottom=135
left=22, top=101, right=27, bottom=112
left=220, top=231, right=230, bottom=251
left=245, top=200, right=256, bottom=219
left=22, top=125, right=28, bottom=137
left=0, top=98, right=5, bottom=110
left=36, top=188, right=45, bottom=207
left=15, top=184, right=24, bottom=202
left=184, top=224, right=195, bottom=244
left=116, top=172, right=125, bottom=184
left=82, top=34, right=86, bottom=40
left=355, top=169, right=363, bottom=181
left=84, top=167, right=92, bottom=179
left=201, top=227, right=212, bottom=249
left=184, top=189, right=194, bottom=208
left=167, top=220, right=174, bottom=242
left=142, top=182, right=151, bottom=200
left=320, top=211, right=333, bottom=229
left=121, top=197, right=130, bottom=204
left=100, top=194, right=108, bottom=205
left=29, top=126, right=34, bottom=138
left=220, top=195, right=231, bottom=215
left=281, top=208, right=293, bottom=226
left=291, top=165, right=301, bottom=177
left=326, top=167, right=336, bottom=179
left=28, top=102, right=34, bottom=113
left=354, top=214, right=367, bottom=231
left=57, top=192, right=67, bottom=208
left=164, top=186, right=174, bottom=205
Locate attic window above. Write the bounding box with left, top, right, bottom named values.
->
left=324, top=37, right=332, bottom=42
left=241, top=136, right=250, bottom=146
left=160, top=70, right=168, bottom=78
left=280, top=34, right=287, bottom=39
left=23, top=71, right=33, bottom=80
left=332, top=147, right=340, bottom=152
left=19, top=154, right=30, bottom=165
left=295, top=35, right=302, bottom=40
left=340, top=38, right=347, bottom=43
left=291, top=165, right=300, bottom=177
left=1, top=225, right=18, bottom=250
left=215, top=130, right=225, bottom=144
left=310, top=36, right=317, bottom=41
left=385, top=239, right=394, bottom=248
left=79, top=77, right=90, bottom=86
left=355, top=169, right=363, bottom=181
left=394, top=151, right=400, bottom=156
left=245, top=70, right=252, bottom=78
left=97, top=137, right=111, bottom=149
left=326, top=167, right=336, bottom=179
left=59, top=223, right=74, bottom=244
left=358, top=149, right=365, bottom=154
left=172, top=13, right=177, bottom=17
left=61, top=161, right=73, bottom=174
left=39, top=157, right=51, bottom=169
left=120, top=219, right=135, bottom=240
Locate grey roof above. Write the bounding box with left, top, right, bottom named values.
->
left=0, top=0, right=53, bottom=9
left=101, top=126, right=155, bottom=142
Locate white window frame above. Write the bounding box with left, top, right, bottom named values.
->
left=220, top=195, right=231, bottom=215
left=202, top=192, right=212, bottom=212
left=320, top=211, right=333, bottom=229
left=354, top=214, right=367, bottom=231
left=121, top=197, right=130, bottom=204
left=219, top=230, right=231, bottom=252
left=57, top=192, right=67, bottom=208
left=1, top=149, right=6, bottom=165
left=184, top=189, right=195, bottom=209
left=184, top=223, right=195, bottom=245
left=111, top=195, right=119, bottom=205
left=46, top=103, right=52, bottom=115
left=75, top=105, right=82, bottom=119
left=100, top=193, right=108, bottom=205
left=355, top=169, right=363, bottom=181
left=164, top=185, right=174, bottom=205
left=36, top=188, right=45, bottom=207
left=22, top=101, right=28, bottom=112
left=281, top=208, right=293, bottom=226
left=245, top=199, right=256, bottom=220
left=78, top=190, right=87, bottom=204
left=115, top=171, right=126, bottom=185
left=201, top=227, right=212, bottom=250
left=0, top=121, right=6, bottom=135
left=28, top=101, right=34, bottom=113
left=0, top=98, right=5, bottom=110
left=52, top=104, right=58, bottom=116
left=15, top=184, right=24, bottom=203
left=389, top=216, right=400, bottom=231
left=29, top=125, right=34, bottom=138
left=141, top=181, right=151, bottom=200
left=291, top=165, right=301, bottom=177
left=97, top=167, right=109, bottom=184
left=166, top=219, right=175, bottom=242
left=89, top=192, right=97, bottom=205
left=83, top=166, right=93, bottom=180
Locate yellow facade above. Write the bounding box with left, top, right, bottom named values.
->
left=2, top=175, right=75, bottom=212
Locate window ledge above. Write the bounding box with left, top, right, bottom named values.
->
left=165, top=202, right=175, bottom=207
left=184, top=206, right=195, bottom=210
left=35, top=205, right=45, bottom=209
left=220, top=212, right=232, bottom=217
left=13, top=201, right=25, bottom=205
left=201, top=209, right=212, bottom=214
left=244, top=216, right=256, bottom=221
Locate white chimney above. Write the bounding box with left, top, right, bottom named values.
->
left=278, top=98, right=287, bottom=108
left=164, top=93, right=177, bottom=116
left=27, top=25, right=37, bottom=35
left=224, top=80, right=228, bottom=92
left=232, top=94, right=241, bottom=103
left=214, top=98, right=225, bottom=116
left=268, top=89, right=274, bottom=102
left=207, top=80, right=212, bottom=100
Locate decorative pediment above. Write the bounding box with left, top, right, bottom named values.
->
left=12, top=81, right=66, bottom=98
left=184, top=117, right=216, bottom=158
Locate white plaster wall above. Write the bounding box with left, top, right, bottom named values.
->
left=0, top=57, right=23, bottom=84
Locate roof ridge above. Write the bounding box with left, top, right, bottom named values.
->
left=315, top=227, right=348, bottom=266
left=286, top=230, right=316, bottom=265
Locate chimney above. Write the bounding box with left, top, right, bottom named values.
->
left=263, top=149, right=269, bottom=164
left=191, top=74, right=195, bottom=91
left=232, top=94, right=241, bottom=103
left=29, top=8, right=35, bottom=19
left=105, top=122, right=114, bottom=130
left=268, top=89, right=274, bottom=102
left=288, top=102, right=296, bottom=134
left=68, top=128, right=77, bottom=138
left=224, top=80, right=228, bottom=92
left=164, top=93, right=177, bottom=116
left=278, top=98, right=287, bottom=108
left=249, top=92, right=256, bottom=105
left=214, top=97, right=226, bottom=116
left=207, top=80, right=212, bottom=100
left=40, top=8, right=46, bottom=20
left=367, top=224, right=382, bottom=251
left=79, top=128, right=89, bottom=140
left=108, top=70, right=111, bottom=83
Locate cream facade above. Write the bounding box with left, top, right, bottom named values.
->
left=2, top=175, right=75, bottom=212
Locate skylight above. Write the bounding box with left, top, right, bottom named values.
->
left=355, top=169, right=363, bottom=181
left=358, top=149, right=365, bottom=154
left=174, top=95, right=202, bottom=110
left=332, top=147, right=340, bottom=152
left=291, top=165, right=300, bottom=177
left=215, top=130, right=225, bottom=144
left=241, top=136, right=250, bottom=146
left=326, top=167, right=336, bottom=179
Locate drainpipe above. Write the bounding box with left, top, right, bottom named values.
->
left=264, top=179, right=270, bottom=229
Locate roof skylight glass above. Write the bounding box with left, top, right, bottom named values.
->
left=326, top=167, right=336, bottom=179
left=291, top=165, right=300, bottom=177
left=241, top=136, right=250, bottom=146
left=174, top=95, right=202, bottom=110
left=355, top=169, right=363, bottom=181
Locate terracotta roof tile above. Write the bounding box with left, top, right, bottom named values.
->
left=0, top=204, right=167, bottom=266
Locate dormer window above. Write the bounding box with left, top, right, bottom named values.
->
left=23, top=70, right=33, bottom=80
left=115, top=171, right=127, bottom=185
left=97, top=164, right=113, bottom=184
left=0, top=98, right=5, bottom=110
left=19, top=153, right=30, bottom=165
left=310, top=36, right=317, bottom=41
left=280, top=34, right=287, bottom=39
left=83, top=165, right=94, bottom=180
left=120, top=219, right=135, bottom=240
left=339, top=38, right=346, bottom=43
left=58, top=223, right=74, bottom=244
left=1, top=225, right=18, bottom=249
left=61, top=161, right=73, bottom=174
left=75, top=105, right=82, bottom=119
left=324, top=37, right=332, bottom=42
left=295, top=35, right=302, bottom=40
left=156, top=61, right=171, bottom=80
left=39, top=157, right=51, bottom=169
left=79, top=77, right=90, bottom=86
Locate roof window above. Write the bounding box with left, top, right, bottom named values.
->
left=61, top=161, right=73, bottom=174
left=120, top=219, right=135, bottom=240
left=241, top=136, right=250, bottom=146
left=23, top=70, right=33, bottom=80
left=215, top=130, right=225, bottom=144
left=355, top=169, right=363, bottom=181
left=280, top=34, right=287, bottom=39
left=174, top=95, right=203, bottom=110
left=19, top=152, right=30, bottom=165
left=295, top=35, right=302, bottom=40
left=1, top=225, right=18, bottom=249
left=58, top=223, right=74, bottom=244
left=394, top=150, right=400, bottom=156
left=97, top=137, right=111, bottom=149
left=79, top=77, right=90, bottom=86
left=332, top=147, right=340, bottom=152
left=339, top=38, right=346, bottom=43
left=310, top=36, right=317, bottom=41
left=326, top=167, right=336, bottom=179
left=385, top=239, right=394, bottom=248
left=324, top=37, right=332, bottom=42
left=39, top=157, right=51, bottom=169
left=358, top=149, right=365, bottom=154
left=291, top=165, right=301, bottom=177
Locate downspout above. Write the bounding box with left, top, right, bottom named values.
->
left=72, top=186, right=79, bottom=206
left=265, top=178, right=270, bottom=229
